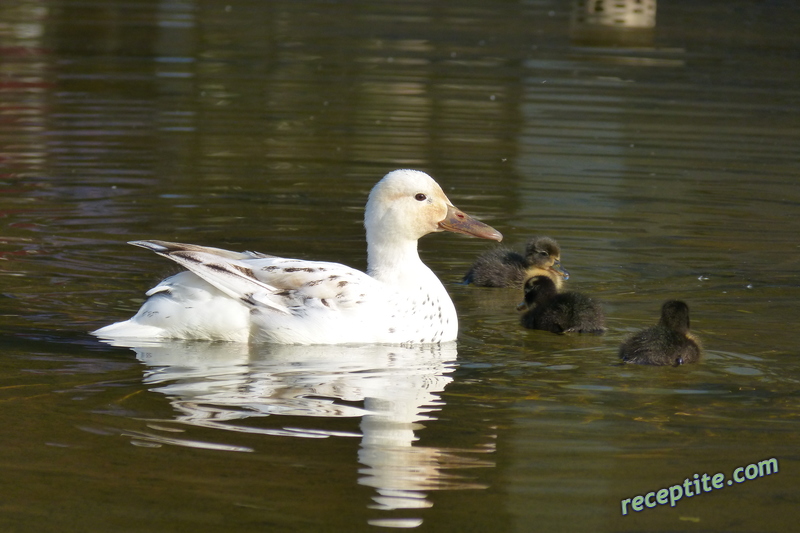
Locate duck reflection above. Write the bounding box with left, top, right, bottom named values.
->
left=111, top=340, right=491, bottom=524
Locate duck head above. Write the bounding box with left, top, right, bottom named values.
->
left=365, top=169, right=503, bottom=244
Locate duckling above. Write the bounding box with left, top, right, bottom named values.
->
left=463, top=236, right=569, bottom=289
left=518, top=275, right=606, bottom=334
left=619, top=300, right=701, bottom=366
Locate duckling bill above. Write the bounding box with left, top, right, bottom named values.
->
left=464, top=236, right=569, bottom=289
left=619, top=300, right=701, bottom=366
left=518, top=275, right=606, bottom=334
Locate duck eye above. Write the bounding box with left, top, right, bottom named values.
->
left=415, top=193, right=427, bottom=201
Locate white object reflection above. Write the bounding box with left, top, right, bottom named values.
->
left=571, top=0, right=657, bottom=47
left=111, top=340, right=492, bottom=526
left=572, top=0, right=656, bottom=29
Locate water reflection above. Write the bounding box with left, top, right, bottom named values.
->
left=111, top=340, right=492, bottom=528
left=570, top=0, right=656, bottom=47
left=0, top=2, right=49, bottom=177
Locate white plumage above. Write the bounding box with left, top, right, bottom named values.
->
left=93, top=169, right=502, bottom=344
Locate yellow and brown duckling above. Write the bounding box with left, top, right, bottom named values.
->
left=619, top=300, right=701, bottom=366
left=517, top=275, right=606, bottom=334
left=463, top=236, right=569, bottom=289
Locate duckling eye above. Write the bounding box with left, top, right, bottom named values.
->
left=415, top=193, right=427, bottom=201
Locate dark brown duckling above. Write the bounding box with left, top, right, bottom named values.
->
left=619, top=300, right=702, bottom=366
left=463, top=236, right=569, bottom=289
left=518, top=275, right=606, bottom=334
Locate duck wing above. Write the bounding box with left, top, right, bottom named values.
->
left=131, top=240, right=381, bottom=316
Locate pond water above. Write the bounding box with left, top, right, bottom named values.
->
left=1, top=0, right=798, bottom=531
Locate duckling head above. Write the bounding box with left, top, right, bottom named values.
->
left=523, top=236, right=569, bottom=284
left=659, top=300, right=691, bottom=336
left=516, top=275, right=558, bottom=312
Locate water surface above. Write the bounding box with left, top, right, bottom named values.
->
left=1, top=0, right=798, bottom=531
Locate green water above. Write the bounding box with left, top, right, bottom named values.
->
left=1, top=0, right=798, bottom=531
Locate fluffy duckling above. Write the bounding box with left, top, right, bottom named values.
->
left=463, top=236, right=569, bottom=289
left=619, top=300, right=701, bottom=366
left=518, top=275, right=606, bottom=334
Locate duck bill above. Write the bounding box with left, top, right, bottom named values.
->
left=549, top=260, right=570, bottom=280
left=438, top=204, right=503, bottom=241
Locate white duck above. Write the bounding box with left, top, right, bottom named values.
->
left=93, top=169, right=503, bottom=344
